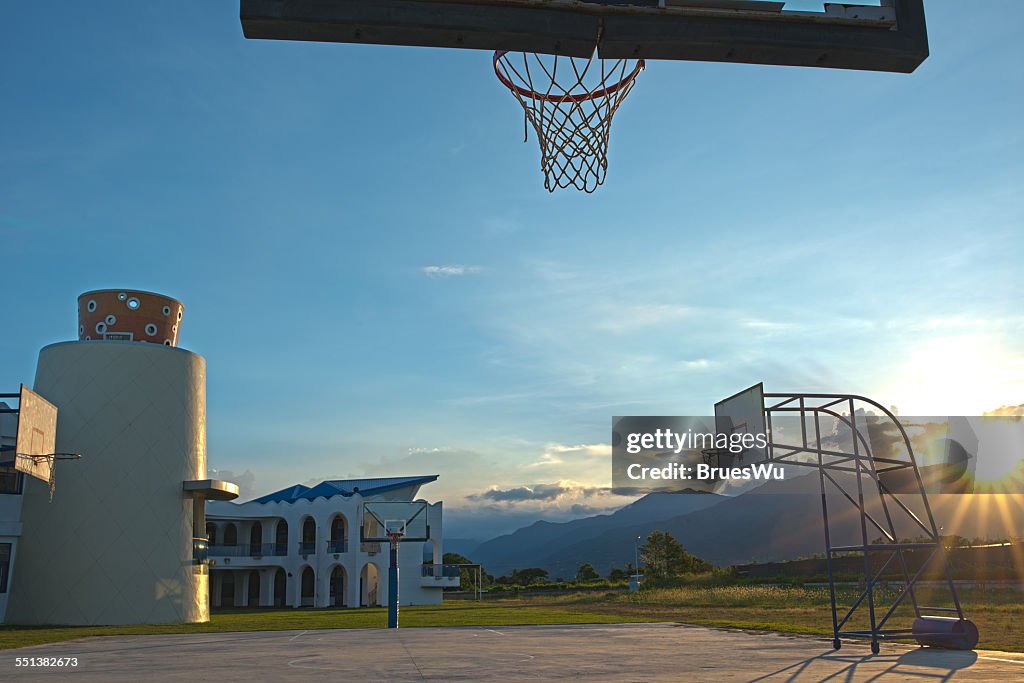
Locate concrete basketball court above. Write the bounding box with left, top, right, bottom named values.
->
left=3, top=623, right=1022, bottom=681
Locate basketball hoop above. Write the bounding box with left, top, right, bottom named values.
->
left=494, top=49, right=644, bottom=193
left=15, top=452, right=81, bottom=502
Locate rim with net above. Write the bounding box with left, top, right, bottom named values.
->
left=492, top=50, right=645, bottom=103
left=16, top=451, right=82, bottom=502
left=17, top=452, right=81, bottom=459
left=492, top=48, right=646, bottom=192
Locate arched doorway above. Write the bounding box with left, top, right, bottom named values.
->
left=223, top=523, right=238, bottom=547
left=249, top=521, right=263, bottom=556
left=248, top=570, right=260, bottom=607
left=360, top=563, right=379, bottom=607
left=221, top=571, right=236, bottom=607
left=329, top=515, right=347, bottom=553
left=301, top=517, right=316, bottom=555
left=206, top=523, right=217, bottom=545
left=300, top=567, right=315, bottom=607
left=273, top=568, right=287, bottom=607
left=329, top=565, right=347, bottom=607
left=275, top=520, right=288, bottom=555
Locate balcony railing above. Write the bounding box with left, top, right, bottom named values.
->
left=326, top=539, right=348, bottom=553
left=298, top=542, right=316, bottom=555
left=422, top=564, right=462, bottom=578
left=208, top=543, right=287, bottom=557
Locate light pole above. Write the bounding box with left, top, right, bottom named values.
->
left=634, top=535, right=641, bottom=580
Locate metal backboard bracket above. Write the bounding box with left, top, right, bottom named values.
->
left=240, top=0, right=929, bottom=72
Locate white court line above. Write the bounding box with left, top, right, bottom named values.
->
left=484, top=629, right=506, bottom=636
left=289, top=630, right=308, bottom=641
left=978, top=655, right=1024, bottom=665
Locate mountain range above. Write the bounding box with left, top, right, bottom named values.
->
left=465, top=469, right=1024, bottom=578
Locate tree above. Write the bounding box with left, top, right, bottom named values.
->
left=608, top=567, right=628, bottom=581
left=442, top=552, right=492, bottom=591
left=639, top=531, right=710, bottom=578
left=509, top=567, right=548, bottom=585
left=575, top=563, right=599, bottom=582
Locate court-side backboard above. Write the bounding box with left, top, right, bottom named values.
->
left=15, top=385, right=58, bottom=484
left=714, top=382, right=769, bottom=465
left=241, top=0, right=929, bottom=73
left=362, top=501, right=430, bottom=542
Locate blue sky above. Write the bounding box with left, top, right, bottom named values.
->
left=2, top=2, right=1022, bottom=538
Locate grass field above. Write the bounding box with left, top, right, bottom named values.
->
left=2, top=585, right=1020, bottom=653
left=546, top=584, right=1024, bottom=652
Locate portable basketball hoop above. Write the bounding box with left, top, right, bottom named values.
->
left=494, top=48, right=644, bottom=193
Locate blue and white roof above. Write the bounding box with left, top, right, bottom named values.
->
left=248, top=475, right=438, bottom=504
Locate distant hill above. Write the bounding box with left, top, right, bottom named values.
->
left=468, top=470, right=1024, bottom=579
left=472, top=490, right=724, bottom=577
left=443, top=538, right=482, bottom=558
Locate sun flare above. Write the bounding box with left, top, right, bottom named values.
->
left=883, top=334, right=1024, bottom=416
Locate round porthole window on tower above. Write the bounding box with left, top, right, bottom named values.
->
left=105, top=314, right=117, bottom=326
left=95, top=322, right=107, bottom=335
left=127, top=297, right=141, bottom=310
left=145, top=323, right=158, bottom=337
left=177, top=309, right=183, bottom=321
left=163, top=339, right=172, bottom=346
left=162, top=305, right=171, bottom=316
left=118, top=292, right=127, bottom=301
left=87, top=299, right=97, bottom=312
left=79, top=325, right=84, bottom=336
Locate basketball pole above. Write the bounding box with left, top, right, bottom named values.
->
left=388, top=533, right=402, bottom=629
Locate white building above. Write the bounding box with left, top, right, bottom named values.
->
left=205, top=475, right=458, bottom=609
left=0, top=403, right=22, bottom=623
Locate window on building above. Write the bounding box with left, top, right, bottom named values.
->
left=249, top=521, right=263, bottom=556
left=0, top=467, right=23, bottom=495
left=300, top=518, right=316, bottom=554
left=0, top=543, right=11, bottom=593
left=275, top=521, right=288, bottom=555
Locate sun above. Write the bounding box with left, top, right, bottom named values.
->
left=969, top=460, right=1024, bottom=495
left=882, top=334, right=1024, bottom=416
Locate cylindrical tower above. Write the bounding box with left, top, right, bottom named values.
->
left=5, top=290, right=232, bottom=626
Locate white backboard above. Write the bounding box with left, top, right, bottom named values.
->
left=714, top=383, right=769, bottom=465
left=362, top=501, right=429, bottom=542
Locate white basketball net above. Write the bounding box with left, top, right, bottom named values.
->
left=494, top=50, right=644, bottom=193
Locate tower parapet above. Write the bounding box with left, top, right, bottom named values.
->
left=77, top=289, right=184, bottom=347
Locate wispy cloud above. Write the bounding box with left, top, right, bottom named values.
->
left=422, top=265, right=481, bottom=279
left=468, top=481, right=612, bottom=503
left=527, top=443, right=611, bottom=468
left=597, top=303, right=697, bottom=333
left=985, top=404, right=1024, bottom=417
left=406, top=446, right=455, bottom=455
